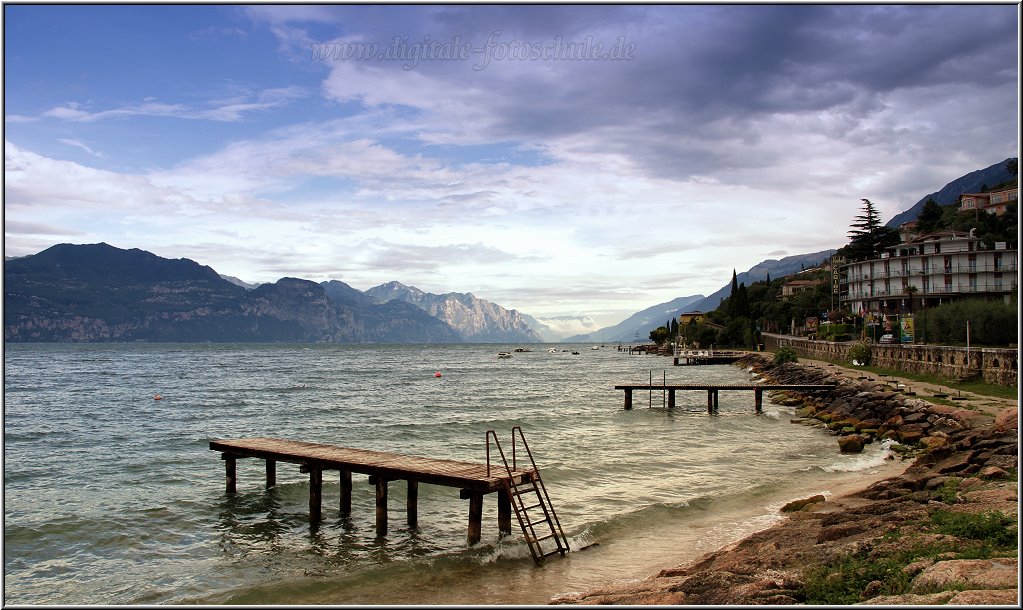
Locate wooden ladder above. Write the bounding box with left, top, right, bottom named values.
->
left=486, top=426, right=569, bottom=565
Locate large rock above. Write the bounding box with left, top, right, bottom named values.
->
left=994, top=407, right=1017, bottom=432
left=838, top=434, right=866, bottom=453
left=911, top=557, right=1018, bottom=592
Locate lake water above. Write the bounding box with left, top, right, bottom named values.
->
left=2, top=343, right=903, bottom=605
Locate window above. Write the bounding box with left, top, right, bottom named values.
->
left=943, top=256, right=952, bottom=274
left=968, top=275, right=977, bottom=292
left=994, top=254, right=1003, bottom=271
left=968, top=254, right=976, bottom=272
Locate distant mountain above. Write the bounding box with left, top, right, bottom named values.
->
left=684, top=249, right=837, bottom=314
left=564, top=294, right=705, bottom=343
left=221, top=274, right=261, bottom=290
left=570, top=249, right=839, bottom=343
left=886, top=157, right=1017, bottom=228
left=3, top=243, right=462, bottom=343
left=524, top=314, right=600, bottom=341
left=365, top=281, right=544, bottom=343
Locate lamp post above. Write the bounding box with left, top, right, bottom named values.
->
left=917, top=270, right=927, bottom=344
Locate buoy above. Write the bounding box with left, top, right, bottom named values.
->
left=154, top=394, right=163, bottom=400
left=434, top=371, right=442, bottom=377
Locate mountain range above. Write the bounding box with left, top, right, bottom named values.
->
left=5, top=159, right=1012, bottom=343
left=3, top=243, right=528, bottom=343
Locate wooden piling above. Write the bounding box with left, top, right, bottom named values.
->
left=375, top=478, right=388, bottom=537
left=467, top=491, right=484, bottom=545
left=497, top=488, right=512, bottom=535
left=339, top=469, right=352, bottom=516
left=265, top=459, right=276, bottom=488
left=309, top=465, right=322, bottom=522
left=224, top=454, right=237, bottom=494
left=623, top=388, right=633, bottom=410
left=754, top=388, right=763, bottom=414
left=407, top=480, right=419, bottom=529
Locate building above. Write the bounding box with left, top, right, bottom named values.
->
left=781, top=279, right=823, bottom=299
left=840, top=230, right=1017, bottom=317
left=677, top=312, right=706, bottom=326
left=959, top=186, right=1018, bottom=216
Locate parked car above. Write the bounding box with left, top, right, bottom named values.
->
left=879, top=334, right=895, bottom=344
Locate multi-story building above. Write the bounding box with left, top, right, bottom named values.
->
left=840, top=230, right=1017, bottom=317
left=959, top=186, right=1018, bottom=216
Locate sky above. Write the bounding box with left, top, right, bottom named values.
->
left=3, top=3, right=1019, bottom=329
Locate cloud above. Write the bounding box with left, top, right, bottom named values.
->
left=4, top=220, right=85, bottom=236
left=36, top=86, right=308, bottom=124
left=57, top=138, right=104, bottom=158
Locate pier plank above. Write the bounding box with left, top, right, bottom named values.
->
left=209, top=437, right=532, bottom=493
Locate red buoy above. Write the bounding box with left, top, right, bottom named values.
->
left=434, top=371, right=442, bottom=377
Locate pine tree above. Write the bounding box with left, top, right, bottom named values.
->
left=848, top=198, right=883, bottom=241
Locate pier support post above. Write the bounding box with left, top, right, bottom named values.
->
left=339, top=469, right=352, bottom=516
left=265, top=459, right=276, bottom=489
left=497, top=487, right=512, bottom=535
left=309, top=465, right=322, bottom=522
left=707, top=389, right=719, bottom=413
left=467, top=491, right=484, bottom=545
left=223, top=454, right=237, bottom=494
left=623, top=388, right=633, bottom=410
left=407, top=480, right=418, bottom=530
left=668, top=388, right=676, bottom=409
left=375, top=478, right=388, bottom=537
left=754, top=388, right=763, bottom=414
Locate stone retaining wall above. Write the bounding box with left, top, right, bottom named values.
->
left=762, top=333, right=1018, bottom=387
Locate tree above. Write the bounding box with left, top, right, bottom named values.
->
left=848, top=198, right=883, bottom=241
left=842, top=198, right=900, bottom=260
left=916, top=198, right=944, bottom=234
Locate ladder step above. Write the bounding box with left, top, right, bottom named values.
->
left=509, top=486, right=537, bottom=497
left=520, top=503, right=543, bottom=512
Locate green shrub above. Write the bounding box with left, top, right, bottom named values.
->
left=848, top=342, right=872, bottom=366
left=930, top=509, right=1018, bottom=548
left=802, top=553, right=911, bottom=604
left=773, top=346, right=798, bottom=365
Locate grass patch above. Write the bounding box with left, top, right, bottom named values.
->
left=801, top=509, right=1017, bottom=604
left=930, top=509, right=1018, bottom=548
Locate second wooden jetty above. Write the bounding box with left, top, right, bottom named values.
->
left=614, top=383, right=835, bottom=412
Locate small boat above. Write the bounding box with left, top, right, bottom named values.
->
left=547, top=348, right=558, bottom=354
left=497, top=352, right=512, bottom=359
left=590, top=345, right=600, bottom=350
left=513, top=347, right=532, bottom=352
left=571, top=351, right=580, bottom=355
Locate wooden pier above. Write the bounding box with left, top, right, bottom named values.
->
left=673, top=350, right=747, bottom=366
left=614, top=383, right=835, bottom=412
left=209, top=437, right=534, bottom=544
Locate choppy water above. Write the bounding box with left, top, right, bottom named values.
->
left=3, top=343, right=902, bottom=605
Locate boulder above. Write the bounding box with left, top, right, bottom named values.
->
left=911, top=557, right=1018, bottom=592
left=994, top=407, right=1017, bottom=433
left=838, top=434, right=866, bottom=453
left=780, top=495, right=826, bottom=513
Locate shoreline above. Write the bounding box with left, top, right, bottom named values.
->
left=551, top=354, right=1018, bottom=605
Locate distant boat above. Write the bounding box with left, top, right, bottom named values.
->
left=590, top=345, right=600, bottom=350
left=571, top=351, right=580, bottom=355
left=513, top=347, right=531, bottom=352
left=497, top=352, right=512, bottom=359
left=547, top=347, right=558, bottom=353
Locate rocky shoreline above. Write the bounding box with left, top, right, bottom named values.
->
left=552, top=354, right=1018, bottom=605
